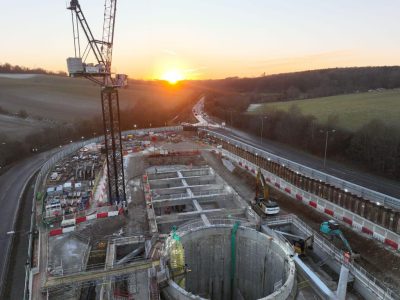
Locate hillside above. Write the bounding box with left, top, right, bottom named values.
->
left=0, top=74, right=192, bottom=121
left=247, top=89, right=400, bottom=132
left=200, top=66, right=400, bottom=101
left=0, top=74, right=196, bottom=139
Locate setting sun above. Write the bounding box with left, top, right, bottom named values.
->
left=161, top=69, right=184, bottom=84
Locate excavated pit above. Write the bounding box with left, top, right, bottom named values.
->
left=163, top=225, right=296, bottom=300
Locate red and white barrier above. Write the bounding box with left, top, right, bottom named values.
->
left=220, top=148, right=400, bottom=252
left=49, top=210, right=121, bottom=236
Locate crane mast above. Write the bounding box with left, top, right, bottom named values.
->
left=66, top=0, right=126, bottom=206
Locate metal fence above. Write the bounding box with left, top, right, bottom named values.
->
left=175, top=217, right=252, bottom=234
left=265, top=214, right=398, bottom=300
left=201, top=129, right=400, bottom=209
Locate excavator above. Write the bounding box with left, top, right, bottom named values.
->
left=320, top=220, right=360, bottom=260
left=251, top=169, right=280, bottom=216
left=274, top=230, right=314, bottom=255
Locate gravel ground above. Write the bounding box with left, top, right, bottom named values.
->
left=235, top=161, right=400, bottom=294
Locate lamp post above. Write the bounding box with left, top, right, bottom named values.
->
left=260, top=116, right=267, bottom=144
left=320, top=129, right=336, bottom=169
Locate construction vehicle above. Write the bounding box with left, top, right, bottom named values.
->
left=275, top=230, right=314, bottom=255
left=251, top=169, right=280, bottom=215
left=320, top=220, right=359, bottom=260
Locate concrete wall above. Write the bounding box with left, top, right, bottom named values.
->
left=217, top=145, right=400, bottom=252
left=164, top=225, right=295, bottom=300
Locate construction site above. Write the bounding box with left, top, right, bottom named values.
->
left=21, top=128, right=399, bottom=300
left=17, top=1, right=400, bottom=300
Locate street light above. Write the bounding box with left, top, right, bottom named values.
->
left=320, top=129, right=336, bottom=169
left=260, top=116, right=268, bottom=144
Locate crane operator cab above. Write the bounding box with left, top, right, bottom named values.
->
left=256, top=196, right=280, bottom=215
left=320, top=220, right=340, bottom=233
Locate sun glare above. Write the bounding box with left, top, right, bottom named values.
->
left=161, top=70, right=184, bottom=84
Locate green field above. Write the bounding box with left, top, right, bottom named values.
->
left=247, top=90, right=400, bottom=132
left=0, top=74, right=194, bottom=139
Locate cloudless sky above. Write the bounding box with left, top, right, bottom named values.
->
left=1, top=0, right=400, bottom=79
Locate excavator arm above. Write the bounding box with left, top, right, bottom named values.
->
left=337, top=231, right=353, bottom=255
left=255, top=168, right=270, bottom=202
left=260, top=171, right=270, bottom=200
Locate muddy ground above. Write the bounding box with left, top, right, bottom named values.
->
left=231, top=159, right=400, bottom=294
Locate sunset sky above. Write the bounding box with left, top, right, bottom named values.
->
left=2, top=0, right=400, bottom=79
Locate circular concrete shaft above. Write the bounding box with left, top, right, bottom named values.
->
left=163, top=225, right=296, bottom=300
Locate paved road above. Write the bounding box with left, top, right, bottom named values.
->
left=2, top=176, right=35, bottom=299
left=0, top=150, right=57, bottom=297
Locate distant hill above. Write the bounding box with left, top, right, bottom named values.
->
left=0, top=74, right=195, bottom=120
left=0, top=74, right=103, bottom=121
left=0, top=74, right=196, bottom=139
left=200, top=66, right=400, bottom=103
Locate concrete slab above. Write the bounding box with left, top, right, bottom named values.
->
left=48, top=234, right=89, bottom=275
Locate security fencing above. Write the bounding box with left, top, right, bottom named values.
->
left=201, top=129, right=400, bottom=210
left=265, top=214, right=399, bottom=300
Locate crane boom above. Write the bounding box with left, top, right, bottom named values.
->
left=68, top=0, right=107, bottom=68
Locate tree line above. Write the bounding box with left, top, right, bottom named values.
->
left=197, top=66, right=400, bottom=103
left=205, top=99, right=400, bottom=180
left=0, top=63, right=67, bottom=76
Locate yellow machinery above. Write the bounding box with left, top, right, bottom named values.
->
left=274, top=230, right=314, bottom=255
left=169, top=226, right=186, bottom=288
left=252, top=169, right=280, bottom=215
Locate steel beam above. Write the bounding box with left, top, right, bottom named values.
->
left=101, top=87, right=126, bottom=204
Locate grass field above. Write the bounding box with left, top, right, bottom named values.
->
left=247, top=89, right=400, bottom=132
left=0, top=74, right=194, bottom=139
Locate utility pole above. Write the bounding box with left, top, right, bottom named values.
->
left=320, top=129, right=336, bottom=169
left=260, top=116, right=267, bottom=144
